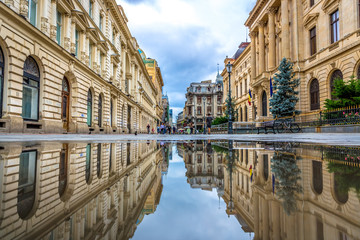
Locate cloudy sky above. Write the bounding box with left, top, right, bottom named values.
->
left=117, top=0, right=257, bottom=120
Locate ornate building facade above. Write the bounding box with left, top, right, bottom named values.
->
left=184, top=77, right=223, bottom=131
left=0, top=140, right=165, bottom=239
left=0, top=0, right=163, bottom=133
left=221, top=141, right=360, bottom=240
left=223, top=0, right=360, bottom=122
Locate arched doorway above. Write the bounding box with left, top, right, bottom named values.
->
left=310, top=79, right=320, bottom=110
left=59, top=144, right=68, bottom=198
left=262, top=91, right=267, bottom=116
left=87, top=90, right=92, bottom=126
left=98, top=94, right=102, bottom=127
left=61, top=77, right=70, bottom=131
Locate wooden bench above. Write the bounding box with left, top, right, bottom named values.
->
left=257, top=121, right=276, bottom=134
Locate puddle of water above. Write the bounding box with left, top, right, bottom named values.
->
left=0, top=140, right=359, bottom=240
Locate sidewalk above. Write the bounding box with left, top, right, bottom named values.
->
left=0, top=133, right=359, bottom=146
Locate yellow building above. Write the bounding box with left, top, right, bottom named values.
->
left=223, top=0, right=360, bottom=122
left=0, top=140, right=164, bottom=239
left=222, top=142, right=360, bottom=240
left=0, top=0, right=163, bottom=133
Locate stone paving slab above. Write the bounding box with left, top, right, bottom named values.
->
left=0, top=133, right=359, bottom=146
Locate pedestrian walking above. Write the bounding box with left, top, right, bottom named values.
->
left=206, top=114, right=213, bottom=134
left=147, top=124, right=150, bottom=134
left=173, top=126, right=176, bottom=134
left=157, top=125, right=160, bottom=134
left=190, top=122, right=194, bottom=134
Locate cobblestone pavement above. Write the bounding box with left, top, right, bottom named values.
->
left=0, top=133, right=359, bottom=146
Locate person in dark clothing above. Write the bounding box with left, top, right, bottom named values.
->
left=190, top=122, right=194, bottom=134
left=206, top=114, right=213, bottom=134
left=147, top=124, right=150, bottom=134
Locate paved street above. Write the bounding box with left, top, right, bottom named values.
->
left=0, top=133, right=359, bottom=146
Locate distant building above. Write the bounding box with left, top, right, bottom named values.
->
left=169, top=109, right=173, bottom=126
left=161, top=94, right=170, bottom=124
left=176, top=111, right=184, bottom=129
left=183, top=73, right=223, bottom=131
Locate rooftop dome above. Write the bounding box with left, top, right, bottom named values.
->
left=232, top=42, right=250, bottom=60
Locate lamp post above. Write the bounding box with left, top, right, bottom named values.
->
left=227, top=140, right=234, bottom=214
left=203, top=96, right=206, bottom=134
left=226, top=61, right=233, bottom=134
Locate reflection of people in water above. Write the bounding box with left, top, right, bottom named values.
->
left=206, top=140, right=212, bottom=154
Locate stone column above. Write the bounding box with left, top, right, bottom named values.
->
left=268, top=8, right=276, bottom=69
left=70, top=18, right=76, bottom=54
left=258, top=22, right=265, bottom=74
left=64, top=14, right=71, bottom=51
left=41, top=0, right=49, bottom=34
left=281, top=0, right=290, bottom=59
left=250, top=31, right=257, bottom=80
left=50, top=0, right=57, bottom=41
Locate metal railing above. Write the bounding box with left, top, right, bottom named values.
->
left=210, top=105, right=360, bottom=134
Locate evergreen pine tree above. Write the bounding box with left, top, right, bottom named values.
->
left=270, top=58, right=300, bottom=118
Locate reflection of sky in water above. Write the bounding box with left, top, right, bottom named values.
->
left=132, top=145, right=248, bottom=240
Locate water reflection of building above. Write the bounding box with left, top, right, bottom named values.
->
left=0, top=141, right=164, bottom=240
left=179, top=141, right=224, bottom=195
left=221, top=141, right=360, bottom=240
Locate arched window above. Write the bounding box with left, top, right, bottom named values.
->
left=18, top=150, right=37, bottom=219
left=312, top=161, right=323, bottom=194
left=109, top=143, right=114, bottom=174
left=262, top=91, right=267, bottom=116
left=85, top=144, right=91, bottom=184
left=0, top=47, right=4, bottom=118
left=240, top=108, right=243, bottom=122
left=97, top=143, right=101, bottom=178
left=110, top=99, right=113, bottom=127
left=87, top=90, right=92, bottom=126
left=22, top=56, right=40, bottom=120
left=330, top=70, right=343, bottom=99
left=244, top=106, right=248, bottom=122
left=334, top=173, right=348, bottom=204
left=62, top=78, right=70, bottom=128
left=98, top=95, right=102, bottom=127
left=310, top=79, right=320, bottom=110
left=59, top=144, right=68, bottom=197
left=263, top=155, right=269, bottom=181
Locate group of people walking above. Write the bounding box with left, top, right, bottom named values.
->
left=187, top=114, right=213, bottom=134
left=146, top=123, right=176, bottom=134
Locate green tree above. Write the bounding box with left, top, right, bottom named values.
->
left=325, top=76, right=360, bottom=110
left=212, top=116, right=228, bottom=125
left=269, top=58, right=300, bottom=118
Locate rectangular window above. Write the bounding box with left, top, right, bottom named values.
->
left=330, top=10, right=339, bottom=44
left=29, top=0, right=37, bottom=26
left=310, top=0, right=315, bottom=7
left=99, top=15, right=103, bottom=31
left=99, top=53, right=103, bottom=74
left=207, top=106, right=211, bottom=114
left=217, top=96, right=221, bottom=103
left=22, top=78, right=39, bottom=120
left=197, top=96, right=201, bottom=104
left=89, top=0, right=93, bottom=18
left=207, top=96, right=211, bottom=104
left=75, top=30, right=79, bottom=57
left=217, top=106, right=222, bottom=114
left=19, top=151, right=37, bottom=188
left=197, top=106, right=201, bottom=115
left=310, top=27, right=317, bottom=55
left=89, top=44, right=92, bottom=68
left=56, top=11, right=62, bottom=44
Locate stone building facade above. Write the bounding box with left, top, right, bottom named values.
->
left=184, top=78, right=223, bottom=131
left=0, top=0, right=163, bottom=134
left=222, top=42, right=252, bottom=122
left=223, top=0, right=360, bottom=122
left=0, top=140, right=164, bottom=239
left=221, top=142, right=360, bottom=240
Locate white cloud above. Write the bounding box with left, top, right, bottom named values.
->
left=118, top=0, right=256, bottom=110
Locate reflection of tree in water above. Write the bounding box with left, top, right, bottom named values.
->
left=324, top=146, right=360, bottom=199
left=271, top=152, right=302, bottom=215
left=328, top=162, right=360, bottom=199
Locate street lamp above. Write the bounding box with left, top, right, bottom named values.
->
left=203, top=96, right=206, bottom=134
left=226, top=61, right=233, bottom=134
left=227, top=140, right=234, bottom=214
